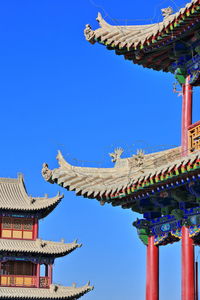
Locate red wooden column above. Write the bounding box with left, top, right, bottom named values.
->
left=33, top=218, right=38, bottom=240
left=48, top=264, right=53, bottom=285
left=195, top=261, right=198, bottom=300
left=182, top=226, right=195, bottom=300
left=182, top=76, right=193, bottom=156
left=146, top=236, right=159, bottom=300
left=36, top=263, right=40, bottom=288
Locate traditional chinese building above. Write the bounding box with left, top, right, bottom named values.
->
left=42, top=0, right=200, bottom=299
left=0, top=174, right=93, bottom=299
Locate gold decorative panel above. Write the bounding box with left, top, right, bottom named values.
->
left=0, top=276, right=9, bottom=285
left=24, top=277, right=34, bottom=286
left=188, top=122, right=200, bottom=153
left=0, top=275, right=35, bottom=287
left=2, top=230, right=12, bottom=238
left=23, top=231, right=33, bottom=239
left=15, top=276, right=23, bottom=286
left=13, top=230, right=22, bottom=239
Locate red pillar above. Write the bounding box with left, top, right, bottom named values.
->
left=146, top=236, right=159, bottom=300
left=36, top=263, right=40, bottom=288
left=182, top=76, right=193, bottom=156
left=48, top=264, right=53, bottom=285
left=182, top=226, right=195, bottom=300
left=195, top=261, right=198, bottom=300
left=33, top=218, right=38, bottom=240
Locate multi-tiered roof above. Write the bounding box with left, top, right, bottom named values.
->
left=41, top=0, right=200, bottom=217
left=0, top=174, right=93, bottom=300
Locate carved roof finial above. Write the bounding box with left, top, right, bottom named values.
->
left=132, top=149, right=145, bottom=167
left=42, top=163, right=53, bottom=183
left=109, top=148, right=124, bottom=163
left=84, top=24, right=96, bottom=44
left=161, top=7, right=174, bottom=19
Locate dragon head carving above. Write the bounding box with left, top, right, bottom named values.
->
left=161, top=7, right=173, bottom=18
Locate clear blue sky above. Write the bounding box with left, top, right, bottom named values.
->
left=0, top=0, right=200, bottom=299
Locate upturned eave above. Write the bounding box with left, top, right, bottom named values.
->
left=84, top=0, right=200, bottom=72
left=0, top=175, right=64, bottom=217
left=42, top=147, right=190, bottom=201
left=0, top=283, right=94, bottom=299
left=0, top=238, right=81, bottom=258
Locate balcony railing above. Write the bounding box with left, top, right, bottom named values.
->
left=188, top=121, right=200, bottom=153
left=0, top=275, right=49, bottom=288
left=39, top=276, right=49, bottom=288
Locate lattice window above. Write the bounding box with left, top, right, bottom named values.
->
left=188, top=123, right=200, bottom=153
left=23, top=219, right=33, bottom=231
left=1, top=217, right=34, bottom=240
left=13, top=219, right=22, bottom=230
left=2, top=217, right=12, bottom=229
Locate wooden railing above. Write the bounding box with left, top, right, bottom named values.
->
left=188, top=121, right=200, bottom=153
left=0, top=275, right=49, bottom=288
left=39, top=276, right=49, bottom=288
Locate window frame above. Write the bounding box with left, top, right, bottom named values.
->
left=0, top=217, right=34, bottom=240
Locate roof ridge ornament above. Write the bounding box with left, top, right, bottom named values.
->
left=132, top=149, right=145, bottom=167
left=30, top=196, right=36, bottom=204
left=36, top=238, right=47, bottom=248
left=96, top=12, right=110, bottom=28
left=84, top=24, right=96, bottom=45
left=17, top=172, right=24, bottom=180
left=42, top=163, right=53, bottom=183
left=109, top=148, right=124, bottom=163
left=56, top=150, right=72, bottom=168
left=161, top=6, right=174, bottom=19
left=50, top=284, right=59, bottom=292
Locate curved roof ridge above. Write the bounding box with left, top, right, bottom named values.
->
left=56, top=150, right=125, bottom=172
left=32, top=192, right=63, bottom=201
left=96, top=11, right=178, bottom=30
left=36, top=238, right=82, bottom=247
left=53, top=147, right=181, bottom=173
left=95, top=0, right=197, bottom=29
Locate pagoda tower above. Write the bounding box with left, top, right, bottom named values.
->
left=42, top=0, right=200, bottom=299
left=0, top=174, right=93, bottom=299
